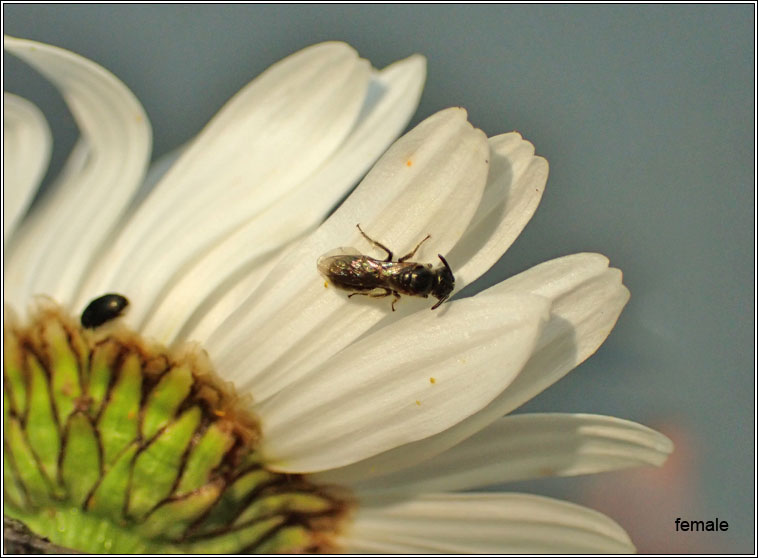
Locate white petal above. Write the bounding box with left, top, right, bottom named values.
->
left=258, top=292, right=550, bottom=472
left=349, top=413, right=673, bottom=496
left=341, top=493, right=635, bottom=554
left=75, top=42, right=371, bottom=324
left=448, top=133, right=549, bottom=288
left=131, top=143, right=187, bottom=209
left=3, top=36, right=152, bottom=311
left=179, top=249, right=282, bottom=344
left=141, top=54, right=427, bottom=344
left=208, top=108, right=489, bottom=402
left=312, top=254, right=629, bottom=483
left=490, top=255, right=631, bottom=414
left=3, top=92, right=51, bottom=241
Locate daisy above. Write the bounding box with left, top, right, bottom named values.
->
left=3, top=36, right=672, bottom=553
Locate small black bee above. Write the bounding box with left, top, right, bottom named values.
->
left=317, top=224, right=455, bottom=311
left=80, top=294, right=129, bottom=329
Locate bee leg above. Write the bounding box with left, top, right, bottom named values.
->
left=348, top=292, right=370, bottom=299
left=348, top=288, right=398, bottom=311
left=357, top=224, right=393, bottom=262
left=367, top=288, right=394, bottom=299
left=348, top=288, right=393, bottom=299
left=398, top=234, right=431, bottom=262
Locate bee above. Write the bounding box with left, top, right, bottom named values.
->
left=317, top=224, right=455, bottom=311
left=80, top=293, right=129, bottom=329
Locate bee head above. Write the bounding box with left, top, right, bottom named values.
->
left=431, top=255, right=455, bottom=309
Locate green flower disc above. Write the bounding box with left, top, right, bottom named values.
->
left=3, top=302, right=351, bottom=553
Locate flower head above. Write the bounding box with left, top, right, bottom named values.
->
left=3, top=36, right=672, bottom=553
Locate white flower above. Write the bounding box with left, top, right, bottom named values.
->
left=3, top=36, right=672, bottom=553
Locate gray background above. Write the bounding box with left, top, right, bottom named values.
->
left=3, top=5, right=754, bottom=553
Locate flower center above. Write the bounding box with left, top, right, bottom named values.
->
left=3, top=301, right=351, bottom=553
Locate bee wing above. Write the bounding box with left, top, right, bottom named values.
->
left=318, top=246, right=361, bottom=260
left=317, top=246, right=362, bottom=274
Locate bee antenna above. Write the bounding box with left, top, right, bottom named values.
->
left=431, top=296, right=448, bottom=310
left=438, top=254, right=452, bottom=272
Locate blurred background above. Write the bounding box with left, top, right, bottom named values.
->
left=3, top=5, right=754, bottom=553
